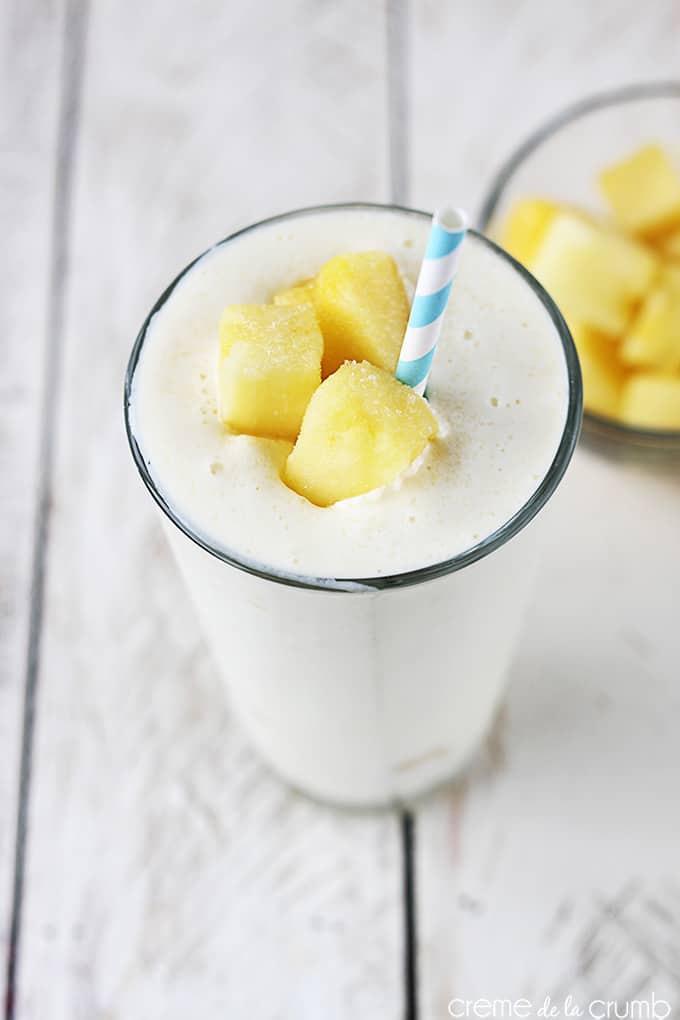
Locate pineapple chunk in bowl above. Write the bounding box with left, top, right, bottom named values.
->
left=479, top=82, right=680, bottom=459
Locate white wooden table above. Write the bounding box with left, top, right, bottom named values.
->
left=2, top=1, right=679, bottom=1017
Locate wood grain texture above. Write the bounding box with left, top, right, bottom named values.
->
left=14, top=1, right=401, bottom=1017
left=411, top=3, right=680, bottom=1012
left=411, top=0, right=680, bottom=214
left=0, top=0, right=63, bottom=1003
left=416, top=451, right=680, bottom=1014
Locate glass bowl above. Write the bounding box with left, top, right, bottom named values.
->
left=478, top=82, right=680, bottom=460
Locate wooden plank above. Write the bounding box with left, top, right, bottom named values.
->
left=416, top=451, right=680, bottom=1011
left=411, top=0, right=680, bottom=214
left=0, top=0, right=64, bottom=1007
left=411, top=4, right=680, bottom=1012
left=15, top=1, right=402, bottom=1018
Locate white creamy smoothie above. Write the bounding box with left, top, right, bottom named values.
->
left=127, top=205, right=579, bottom=806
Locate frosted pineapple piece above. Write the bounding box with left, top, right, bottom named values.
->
left=620, top=274, right=680, bottom=373
left=218, top=304, right=322, bottom=441
left=619, top=373, right=680, bottom=430
left=283, top=361, right=438, bottom=507
left=314, top=252, right=410, bottom=376
left=273, top=279, right=316, bottom=307
left=599, top=144, right=680, bottom=237
left=571, top=322, right=626, bottom=420
left=499, top=198, right=562, bottom=265
left=530, top=213, right=658, bottom=336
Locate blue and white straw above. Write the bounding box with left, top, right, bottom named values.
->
left=396, top=207, right=468, bottom=396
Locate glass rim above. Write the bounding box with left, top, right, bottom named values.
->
left=124, top=202, right=583, bottom=594
left=477, top=80, right=680, bottom=446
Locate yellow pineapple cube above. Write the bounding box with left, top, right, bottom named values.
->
left=283, top=361, right=438, bottom=506
left=620, top=274, right=680, bottom=373
left=218, top=304, right=322, bottom=441
left=619, top=373, right=680, bottom=430
left=571, top=322, right=626, bottom=420
left=530, top=213, right=658, bottom=336
left=273, top=278, right=316, bottom=307
left=314, top=252, right=409, bottom=376
left=499, top=198, right=561, bottom=266
left=599, top=144, right=680, bottom=237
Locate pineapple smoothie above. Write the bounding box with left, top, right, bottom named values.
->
left=127, top=205, right=579, bottom=806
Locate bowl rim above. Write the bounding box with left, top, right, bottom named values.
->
left=124, top=202, right=582, bottom=594
left=477, top=80, right=680, bottom=447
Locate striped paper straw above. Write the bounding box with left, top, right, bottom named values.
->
left=396, top=207, right=468, bottom=396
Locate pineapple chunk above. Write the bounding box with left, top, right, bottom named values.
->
left=273, top=278, right=316, bottom=307
left=314, top=252, right=409, bottom=376
left=619, top=373, right=680, bottom=430
left=530, top=213, right=658, bottom=336
left=283, top=361, right=438, bottom=506
left=599, top=144, right=680, bottom=237
left=571, top=322, right=626, bottom=420
left=218, top=304, right=322, bottom=441
left=620, top=274, right=680, bottom=372
left=499, top=198, right=561, bottom=265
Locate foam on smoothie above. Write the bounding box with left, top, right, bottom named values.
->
left=130, top=208, right=568, bottom=579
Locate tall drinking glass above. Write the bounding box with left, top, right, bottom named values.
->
left=125, top=204, right=582, bottom=808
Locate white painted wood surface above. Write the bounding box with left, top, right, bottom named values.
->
left=12, top=1, right=401, bottom=1018
left=411, top=3, right=680, bottom=1014
left=3, top=0, right=679, bottom=1017
left=411, top=0, right=680, bottom=217
left=0, top=1, right=63, bottom=1006
left=416, top=451, right=680, bottom=1014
